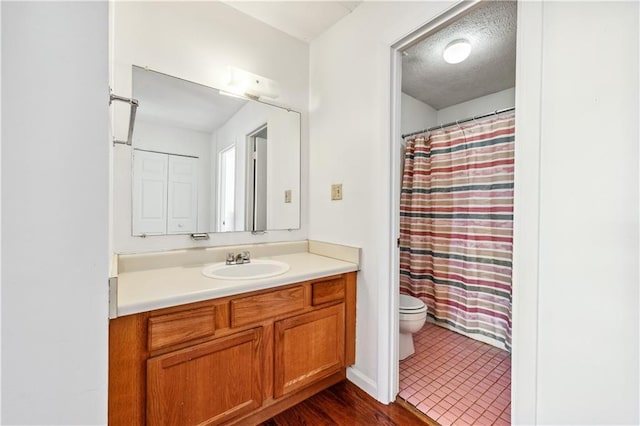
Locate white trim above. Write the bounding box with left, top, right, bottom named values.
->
left=384, top=47, right=403, bottom=405
left=0, top=1, right=3, bottom=416
left=511, top=1, right=543, bottom=424
left=386, top=0, right=492, bottom=406
left=387, top=3, right=545, bottom=420
left=346, top=366, right=378, bottom=398
left=392, top=1, right=481, bottom=50
left=376, top=70, right=394, bottom=405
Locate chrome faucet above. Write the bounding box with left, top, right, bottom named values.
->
left=225, top=251, right=251, bottom=265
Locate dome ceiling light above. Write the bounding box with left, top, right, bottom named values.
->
left=443, top=39, right=472, bottom=64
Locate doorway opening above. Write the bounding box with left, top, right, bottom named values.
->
left=217, top=145, right=236, bottom=232
left=390, top=2, right=516, bottom=425
left=245, top=124, right=268, bottom=232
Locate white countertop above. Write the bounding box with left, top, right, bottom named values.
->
left=116, top=252, right=358, bottom=317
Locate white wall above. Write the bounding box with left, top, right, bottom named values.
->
left=309, top=1, right=457, bottom=400
left=111, top=1, right=308, bottom=253
left=532, top=2, right=638, bottom=424
left=436, top=87, right=515, bottom=124
left=400, top=92, right=437, bottom=136
left=1, top=2, right=109, bottom=424
left=135, top=120, right=212, bottom=232
left=401, top=87, right=514, bottom=136
left=310, top=0, right=639, bottom=423
left=213, top=102, right=301, bottom=232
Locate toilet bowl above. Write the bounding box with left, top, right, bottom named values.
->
left=399, top=294, right=427, bottom=360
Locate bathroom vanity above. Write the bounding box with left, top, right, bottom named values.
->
left=107, top=4, right=359, bottom=423
left=109, top=242, right=358, bottom=426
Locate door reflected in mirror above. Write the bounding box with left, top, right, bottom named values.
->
left=131, top=66, right=301, bottom=236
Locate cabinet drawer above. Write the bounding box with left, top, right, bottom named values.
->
left=311, top=277, right=345, bottom=306
left=148, top=306, right=216, bottom=351
left=231, top=286, right=305, bottom=328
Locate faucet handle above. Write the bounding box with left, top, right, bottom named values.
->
left=226, top=252, right=235, bottom=264
left=242, top=251, right=251, bottom=262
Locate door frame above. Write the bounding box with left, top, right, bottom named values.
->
left=387, top=0, right=484, bottom=404
left=386, top=2, right=543, bottom=423
left=244, top=123, right=269, bottom=231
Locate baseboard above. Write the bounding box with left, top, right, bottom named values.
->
left=346, top=366, right=378, bottom=399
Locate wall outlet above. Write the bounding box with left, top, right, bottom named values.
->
left=331, top=184, right=342, bottom=200
left=284, top=189, right=292, bottom=203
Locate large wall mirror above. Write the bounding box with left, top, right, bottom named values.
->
left=130, top=66, right=301, bottom=236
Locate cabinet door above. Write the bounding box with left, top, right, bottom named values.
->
left=274, top=304, right=345, bottom=398
left=147, top=328, right=262, bottom=426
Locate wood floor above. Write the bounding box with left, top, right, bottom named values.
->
left=260, top=380, right=431, bottom=425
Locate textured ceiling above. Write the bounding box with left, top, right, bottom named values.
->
left=133, top=67, right=247, bottom=133
left=402, top=1, right=517, bottom=110
left=223, top=1, right=361, bottom=42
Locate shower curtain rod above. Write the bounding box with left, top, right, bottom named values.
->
left=401, top=106, right=515, bottom=139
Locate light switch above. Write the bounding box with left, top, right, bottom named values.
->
left=331, top=184, right=342, bottom=201
left=284, top=190, right=292, bottom=203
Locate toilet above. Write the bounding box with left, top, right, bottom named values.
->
left=399, top=294, right=428, bottom=360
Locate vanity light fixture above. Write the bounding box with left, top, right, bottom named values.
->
left=443, top=39, right=472, bottom=64
left=218, top=89, right=256, bottom=100
left=222, top=66, right=280, bottom=100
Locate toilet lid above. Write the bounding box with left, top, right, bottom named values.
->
left=399, top=294, right=426, bottom=311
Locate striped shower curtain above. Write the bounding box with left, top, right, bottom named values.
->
left=399, top=113, right=515, bottom=351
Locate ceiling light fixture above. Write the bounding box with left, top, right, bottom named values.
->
left=443, top=39, right=471, bottom=64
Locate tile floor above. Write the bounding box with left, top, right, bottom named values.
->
left=399, top=322, right=511, bottom=426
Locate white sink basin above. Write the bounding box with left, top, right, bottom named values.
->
left=202, top=259, right=290, bottom=280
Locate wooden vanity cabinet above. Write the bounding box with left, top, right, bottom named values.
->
left=109, top=271, right=356, bottom=426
